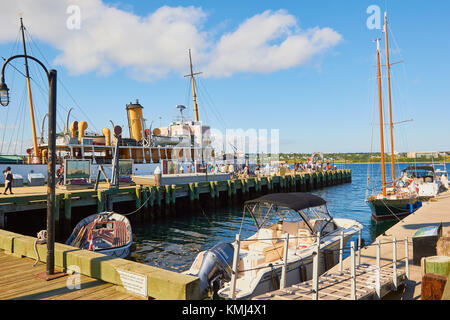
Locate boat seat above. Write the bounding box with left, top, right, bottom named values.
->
left=247, top=241, right=285, bottom=263
left=257, top=227, right=278, bottom=244
left=281, top=221, right=300, bottom=236
left=240, top=227, right=278, bottom=250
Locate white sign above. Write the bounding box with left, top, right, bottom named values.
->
left=116, top=268, right=147, bottom=297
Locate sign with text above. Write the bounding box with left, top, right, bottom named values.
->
left=116, top=268, right=147, bottom=297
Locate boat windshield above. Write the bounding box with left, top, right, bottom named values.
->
left=245, top=202, right=331, bottom=231
left=299, top=204, right=332, bottom=221
left=402, top=167, right=435, bottom=179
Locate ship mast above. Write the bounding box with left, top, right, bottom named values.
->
left=184, top=49, right=202, bottom=122
left=376, top=38, right=387, bottom=196
left=20, top=18, right=40, bottom=160
left=384, top=12, right=396, bottom=184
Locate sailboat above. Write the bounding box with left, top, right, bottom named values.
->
left=366, top=12, right=421, bottom=221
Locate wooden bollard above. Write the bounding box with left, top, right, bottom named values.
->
left=63, top=193, right=72, bottom=235
left=226, top=180, right=232, bottom=200
left=55, top=194, right=63, bottom=240
left=188, top=183, right=195, bottom=202
left=209, top=181, right=216, bottom=199
left=240, top=179, right=246, bottom=194
left=421, top=273, right=448, bottom=300
left=171, top=184, right=176, bottom=205
left=165, top=185, right=171, bottom=205
left=156, top=186, right=162, bottom=207
left=135, top=186, right=142, bottom=209
left=97, top=190, right=105, bottom=213
left=150, top=186, right=156, bottom=207
left=142, top=187, right=149, bottom=209
left=267, top=177, right=272, bottom=191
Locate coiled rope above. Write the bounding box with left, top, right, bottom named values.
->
left=32, top=230, right=47, bottom=267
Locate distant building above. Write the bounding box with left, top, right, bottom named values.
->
left=406, top=151, right=440, bottom=159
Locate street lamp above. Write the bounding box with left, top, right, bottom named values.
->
left=0, top=82, right=9, bottom=106
left=1, top=54, right=60, bottom=279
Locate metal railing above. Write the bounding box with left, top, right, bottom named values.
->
left=229, top=229, right=410, bottom=300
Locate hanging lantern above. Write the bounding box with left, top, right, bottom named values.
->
left=0, top=82, right=9, bottom=106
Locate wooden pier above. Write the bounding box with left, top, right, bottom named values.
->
left=253, top=190, right=450, bottom=300
left=0, top=250, right=138, bottom=300
left=0, top=170, right=351, bottom=236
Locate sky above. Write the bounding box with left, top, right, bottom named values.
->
left=0, top=0, right=449, bottom=154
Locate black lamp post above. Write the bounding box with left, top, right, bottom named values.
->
left=1, top=55, right=59, bottom=277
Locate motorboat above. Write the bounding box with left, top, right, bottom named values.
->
left=435, top=169, right=449, bottom=190
left=66, top=212, right=133, bottom=259
left=400, top=166, right=441, bottom=200
left=184, top=193, right=363, bottom=300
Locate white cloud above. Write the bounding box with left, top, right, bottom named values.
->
left=0, top=2, right=342, bottom=80
left=205, top=10, right=342, bottom=77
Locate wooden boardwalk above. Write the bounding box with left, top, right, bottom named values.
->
left=253, top=264, right=406, bottom=300
left=0, top=250, right=139, bottom=300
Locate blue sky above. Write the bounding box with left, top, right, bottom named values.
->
left=0, top=0, right=449, bottom=154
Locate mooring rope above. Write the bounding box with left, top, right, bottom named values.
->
left=32, top=230, right=47, bottom=267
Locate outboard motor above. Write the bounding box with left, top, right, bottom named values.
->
left=187, top=242, right=234, bottom=295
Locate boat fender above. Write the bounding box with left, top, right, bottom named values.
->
left=269, top=263, right=280, bottom=290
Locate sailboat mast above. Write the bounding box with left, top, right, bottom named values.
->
left=376, top=38, right=387, bottom=196
left=20, top=18, right=40, bottom=160
left=384, top=12, right=396, bottom=183
left=188, top=49, right=199, bottom=122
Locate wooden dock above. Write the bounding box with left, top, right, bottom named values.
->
left=253, top=190, right=450, bottom=300
left=0, top=170, right=351, bottom=235
left=0, top=250, right=138, bottom=300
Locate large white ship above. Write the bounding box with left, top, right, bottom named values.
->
left=0, top=20, right=215, bottom=184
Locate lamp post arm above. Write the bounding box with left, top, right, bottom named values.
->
left=1, top=54, right=50, bottom=83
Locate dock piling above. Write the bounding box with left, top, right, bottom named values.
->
left=339, top=230, right=344, bottom=273
left=312, top=232, right=320, bottom=300
left=357, top=230, right=362, bottom=267
left=280, top=233, right=289, bottom=289
left=230, top=234, right=241, bottom=300
left=393, top=237, right=397, bottom=290
left=376, top=240, right=381, bottom=299
left=350, top=241, right=356, bottom=300
left=405, top=237, right=409, bottom=279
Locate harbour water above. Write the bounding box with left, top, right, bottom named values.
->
left=129, top=162, right=448, bottom=272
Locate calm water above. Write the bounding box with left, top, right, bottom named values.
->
left=129, top=162, right=448, bottom=272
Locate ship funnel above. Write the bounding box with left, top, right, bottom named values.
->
left=102, top=128, right=111, bottom=146
left=153, top=128, right=161, bottom=136
left=70, top=121, right=78, bottom=139
left=126, top=99, right=144, bottom=142
left=78, top=120, right=88, bottom=143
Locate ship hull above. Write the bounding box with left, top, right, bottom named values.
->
left=367, top=198, right=422, bottom=221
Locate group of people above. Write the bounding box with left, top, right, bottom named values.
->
left=1, top=165, right=65, bottom=196
left=294, top=161, right=337, bottom=173
left=174, top=160, right=339, bottom=178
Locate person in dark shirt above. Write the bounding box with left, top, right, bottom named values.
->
left=3, top=167, right=14, bottom=195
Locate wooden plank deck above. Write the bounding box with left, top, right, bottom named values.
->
left=0, top=250, right=139, bottom=300
left=253, top=264, right=406, bottom=300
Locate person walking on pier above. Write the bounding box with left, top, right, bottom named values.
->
left=3, top=167, right=14, bottom=195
